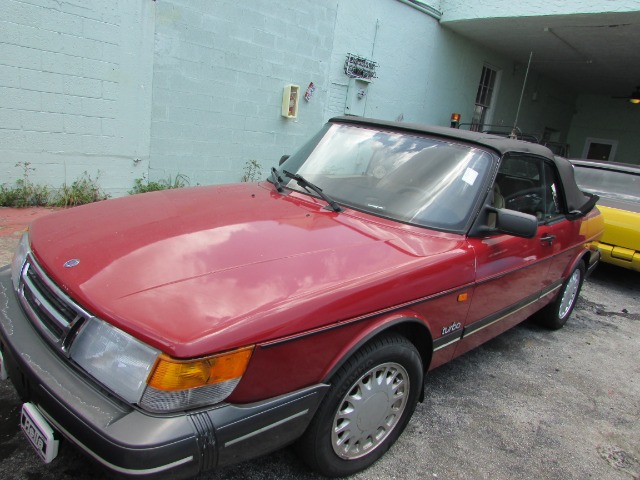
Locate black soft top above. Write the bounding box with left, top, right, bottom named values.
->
left=330, top=116, right=596, bottom=215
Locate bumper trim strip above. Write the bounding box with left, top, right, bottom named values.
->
left=224, top=408, right=309, bottom=447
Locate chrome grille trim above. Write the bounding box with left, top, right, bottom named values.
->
left=18, top=254, right=91, bottom=356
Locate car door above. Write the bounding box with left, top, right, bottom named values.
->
left=536, top=160, right=584, bottom=286
left=454, top=154, right=562, bottom=357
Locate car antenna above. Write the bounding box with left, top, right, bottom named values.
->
left=511, top=51, right=533, bottom=139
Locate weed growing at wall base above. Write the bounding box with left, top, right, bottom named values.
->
left=0, top=180, right=52, bottom=207
left=1, top=167, right=195, bottom=208
left=0, top=165, right=109, bottom=208
left=129, top=174, right=190, bottom=195
left=242, top=160, right=263, bottom=182
left=0, top=162, right=53, bottom=207
left=53, top=172, right=110, bottom=207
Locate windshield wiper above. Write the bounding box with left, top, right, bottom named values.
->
left=270, top=167, right=284, bottom=192
left=282, top=170, right=342, bottom=212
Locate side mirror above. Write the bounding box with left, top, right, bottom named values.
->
left=279, top=155, right=289, bottom=166
left=494, top=208, right=538, bottom=238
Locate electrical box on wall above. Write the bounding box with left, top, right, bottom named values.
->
left=345, top=78, right=370, bottom=116
left=282, top=84, right=300, bottom=118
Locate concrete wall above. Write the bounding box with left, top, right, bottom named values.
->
left=487, top=65, right=578, bottom=144
left=0, top=0, right=154, bottom=197
left=326, top=1, right=576, bottom=140
left=326, top=0, right=438, bottom=124
left=568, top=95, right=640, bottom=164
left=149, top=0, right=337, bottom=186
left=0, top=0, right=595, bottom=197
left=440, top=0, right=640, bottom=20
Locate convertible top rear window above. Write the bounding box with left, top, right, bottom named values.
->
left=278, top=123, right=494, bottom=232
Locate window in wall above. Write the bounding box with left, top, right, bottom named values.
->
left=583, top=137, right=618, bottom=161
left=471, top=66, right=498, bottom=131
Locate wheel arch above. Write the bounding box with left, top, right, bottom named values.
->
left=321, top=316, right=433, bottom=385
left=563, top=248, right=591, bottom=280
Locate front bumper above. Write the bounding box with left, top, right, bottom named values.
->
left=0, top=266, right=327, bottom=478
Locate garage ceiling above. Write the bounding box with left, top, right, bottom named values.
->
left=442, top=11, right=640, bottom=99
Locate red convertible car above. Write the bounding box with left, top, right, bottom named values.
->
left=0, top=117, right=603, bottom=478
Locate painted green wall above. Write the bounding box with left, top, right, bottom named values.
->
left=440, top=0, right=640, bottom=21
left=568, top=95, right=640, bottom=164
left=4, top=0, right=634, bottom=196
left=329, top=1, right=577, bottom=138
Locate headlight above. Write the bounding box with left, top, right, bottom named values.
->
left=70, top=318, right=160, bottom=403
left=11, top=232, right=30, bottom=290
left=70, top=317, right=254, bottom=412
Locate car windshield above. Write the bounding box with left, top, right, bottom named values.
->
left=276, top=123, right=495, bottom=232
left=573, top=165, right=640, bottom=204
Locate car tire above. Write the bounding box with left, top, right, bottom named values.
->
left=296, top=333, right=423, bottom=477
left=536, top=261, right=585, bottom=330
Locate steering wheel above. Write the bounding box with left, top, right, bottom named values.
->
left=504, top=187, right=543, bottom=215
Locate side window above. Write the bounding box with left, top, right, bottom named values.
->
left=495, top=155, right=564, bottom=222
left=541, top=162, right=564, bottom=221
left=496, top=155, right=542, bottom=217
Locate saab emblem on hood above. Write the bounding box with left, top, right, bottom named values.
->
left=63, top=259, right=80, bottom=268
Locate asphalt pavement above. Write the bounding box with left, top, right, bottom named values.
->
left=0, top=207, right=638, bottom=480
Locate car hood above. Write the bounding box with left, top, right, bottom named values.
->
left=29, top=183, right=473, bottom=356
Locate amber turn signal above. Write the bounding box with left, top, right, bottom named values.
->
left=147, top=346, right=254, bottom=391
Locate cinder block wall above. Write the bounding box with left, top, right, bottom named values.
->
left=0, top=0, right=339, bottom=194
left=149, top=0, right=337, bottom=186
left=0, top=0, right=592, bottom=196
left=0, top=0, right=154, bottom=197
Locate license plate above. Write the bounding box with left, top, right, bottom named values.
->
left=20, top=403, right=59, bottom=463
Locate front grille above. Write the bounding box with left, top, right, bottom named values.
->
left=18, top=255, right=90, bottom=355
left=23, top=286, right=65, bottom=338
left=26, top=266, right=78, bottom=322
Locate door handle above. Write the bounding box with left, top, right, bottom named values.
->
left=540, top=234, right=556, bottom=245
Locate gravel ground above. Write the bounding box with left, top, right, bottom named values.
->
left=0, top=231, right=638, bottom=480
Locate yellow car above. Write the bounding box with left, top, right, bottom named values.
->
left=571, top=159, right=640, bottom=271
